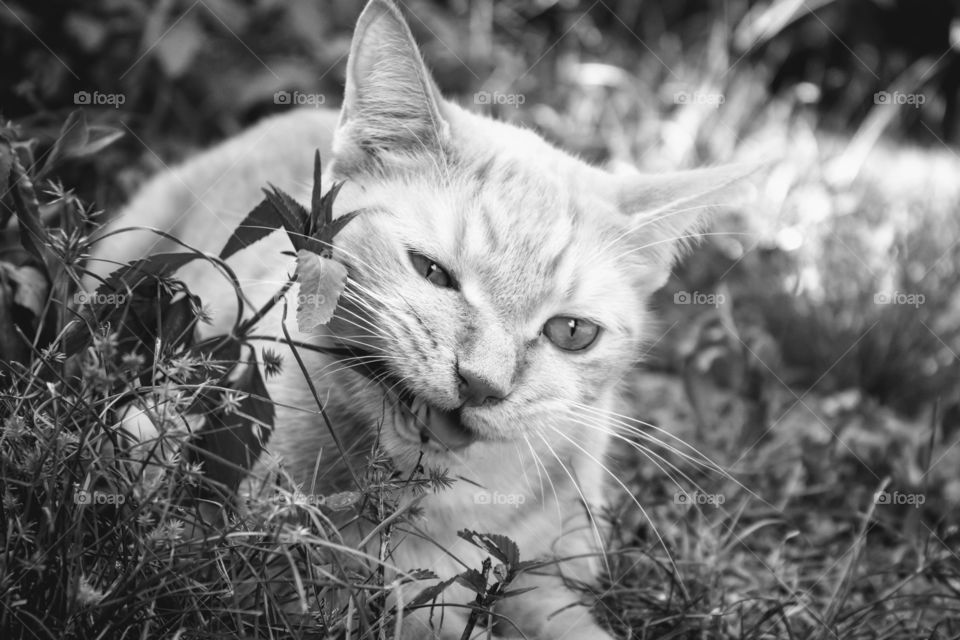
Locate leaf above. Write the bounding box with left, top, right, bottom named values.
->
left=39, top=111, right=88, bottom=178
left=308, top=150, right=323, bottom=234
left=219, top=197, right=283, bottom=260
left=457, top=530, right=520, bottom=567
left=96, top=252, right=200, bottom=297
left=454, top=568, right=488, bottom=596
left=262, top=184, right=309, bottom=252
left=9, top=150, right=47, bottom=266
left=294, top=250, right=347, bottom=331
left=406, top=575, right=457, bottom=610
left=499, top=586, right=538, bottom=599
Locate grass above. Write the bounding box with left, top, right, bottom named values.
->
left=3, top=0, right=960, bottom=638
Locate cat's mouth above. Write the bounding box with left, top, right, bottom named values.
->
left=332, top=346, right=477, bottom=451
left=392, top=393, right=476, bottom=451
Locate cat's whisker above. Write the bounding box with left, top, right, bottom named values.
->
left=532, top=430, right=612, bottom=578
left=611, top=231, right=750, bottom=263
left=563, top=411, right=711, bottom=499
left=521, top=432, right=561, bottom=522
left=570, top=401, right=772, bottom=504
left=538, top=424, right=692, bottom=591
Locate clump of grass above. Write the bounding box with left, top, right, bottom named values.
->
left=0, top=114, right=543, bottom=639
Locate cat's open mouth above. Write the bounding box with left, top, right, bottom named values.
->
left=393, top=394, right=476, bottom=451
left=331, top=345, right=477, bottom=451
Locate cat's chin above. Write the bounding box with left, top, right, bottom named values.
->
left=392, top=394, right=477, bottom=452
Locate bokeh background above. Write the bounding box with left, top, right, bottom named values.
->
left=3, top=1, right=960, bottom=636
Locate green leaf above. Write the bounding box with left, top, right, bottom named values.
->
left=219, top=197, right=283, bottom=260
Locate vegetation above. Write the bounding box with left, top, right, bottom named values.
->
left=2, top=0, right=959, bottom=637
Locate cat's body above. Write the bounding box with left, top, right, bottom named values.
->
left=89, top=2, right=749, bottom=637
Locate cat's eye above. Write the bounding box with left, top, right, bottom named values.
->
left=409, top=252, right=454, bottom=288
left=543, top=316, right=601, bottom=352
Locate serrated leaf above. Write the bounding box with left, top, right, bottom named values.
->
left=457, top=530, right=520, bottom=566
left=262, top=184, right=309, bottom=252
left=294, top=250, right=347, bottom=331
left=219, top=197, right=283, bottom=260
left=454, top=568, right=487, bottom=595
left=316, top=208, right=360, bottom=253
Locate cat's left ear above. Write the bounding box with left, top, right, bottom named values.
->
left=615, top=164, right=759, bottom=292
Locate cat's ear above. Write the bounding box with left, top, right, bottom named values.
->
left=335, top=0, right=449, bottom=165
left=616, top=164, right=758, bottom=292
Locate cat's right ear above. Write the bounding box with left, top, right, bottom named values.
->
left=334, top=0, right=449, bottom=168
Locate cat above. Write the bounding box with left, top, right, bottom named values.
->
left=88, top=1, right=752, bottom=637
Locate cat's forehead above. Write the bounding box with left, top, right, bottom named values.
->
left=420, top=156, right=625, bottom=317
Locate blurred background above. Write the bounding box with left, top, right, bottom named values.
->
left=4, top=0, right=960, bottom=471
left=4, top=2, right=960, bottom=634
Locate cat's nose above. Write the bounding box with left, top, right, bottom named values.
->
left=457, top=367, right=508, bottom=407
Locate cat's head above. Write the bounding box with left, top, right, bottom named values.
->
left=323, top=0, right=751, bottom=462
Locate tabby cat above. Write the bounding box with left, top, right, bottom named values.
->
left=90, top=1, right=750, bottom=637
